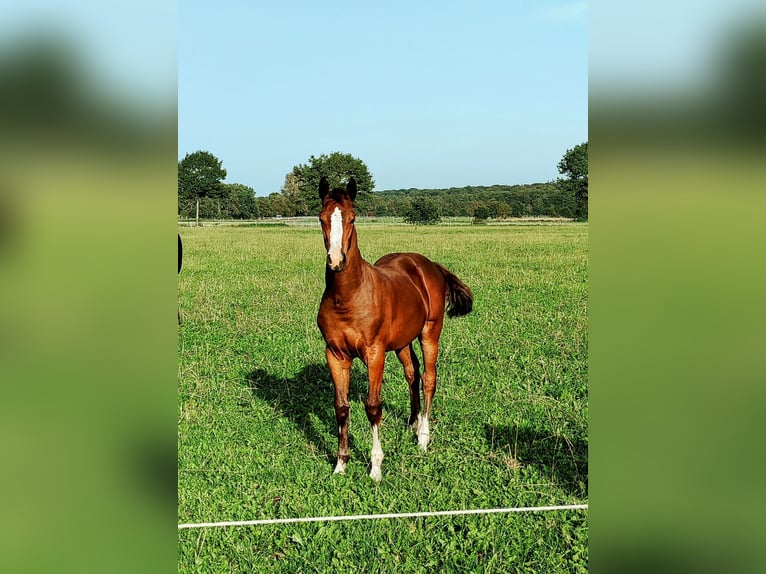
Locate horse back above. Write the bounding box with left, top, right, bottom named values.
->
left=372, top=252, right=447, bottom=320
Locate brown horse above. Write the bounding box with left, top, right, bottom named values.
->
left=316, top=176, right=473, bottom=481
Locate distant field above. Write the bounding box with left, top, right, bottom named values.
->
left=178, top=223, right=588, bottom=572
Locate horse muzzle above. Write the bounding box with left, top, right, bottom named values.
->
left=327, top=252, right=346, bottom=272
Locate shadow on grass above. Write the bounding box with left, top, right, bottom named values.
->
left=245, top=363, right=409, bottom=470
left=483, top=423, right=588, bottom=497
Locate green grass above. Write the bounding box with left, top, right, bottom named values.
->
left=178, top=223, right=588, bottom=572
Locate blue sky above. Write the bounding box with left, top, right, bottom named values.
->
left=590, top=0, right=764, bottom=96
left=179, top=1, right=587, bottom=195
left=0, top=1, right=176, bottom=108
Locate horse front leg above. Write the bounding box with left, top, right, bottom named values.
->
left=326, top=349, right=352, bottom=474
left=364, top=347, right=386, bottom=482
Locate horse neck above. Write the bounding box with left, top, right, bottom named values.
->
left=324, top=231, right=367, bottom=296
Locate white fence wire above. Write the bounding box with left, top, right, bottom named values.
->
left=179, top=504, right=588, bottom=530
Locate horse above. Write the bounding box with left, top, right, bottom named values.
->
left=316, top=176, right=473, bottom=481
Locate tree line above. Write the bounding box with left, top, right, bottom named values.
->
left=178, top=145, right=588, bottom=223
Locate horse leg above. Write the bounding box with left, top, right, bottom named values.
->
left=396, top=343, right=421, bottom=429
left=326, top=349, right=352, bottom=474
left=418, top=320, right=443, bottom=451
left=364, top=347, right=386, bottom=482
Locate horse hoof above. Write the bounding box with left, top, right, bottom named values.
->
left=369, top=467, right=382, bottom=482
left=333, top=461, right=346, bottom=475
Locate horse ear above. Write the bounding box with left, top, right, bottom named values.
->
left=319, top=176, right=329, bottom=199
left=346, top=177, right=357, bottom=201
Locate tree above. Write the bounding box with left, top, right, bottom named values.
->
left=222, top=183, right=258, bottom=219
left=404, top=197, right=441, bottom=225
left=497, top=202, right=513, bottom=219
left=178, top=150, right=227, bottom=225
left=556, top=142, right=588, bottom=220
left=472, top=204, right=489, bottom=224
left=283, top=152, right=375, bottom=215
left=197, top=196, right=221, bottom=219
left=256, top=196, right=274, bottom=218
left=280, top=172, right=307, bottom=216
left=717, top=20, right=766, bottom=139
left=267, top=192, right=291, bottom=217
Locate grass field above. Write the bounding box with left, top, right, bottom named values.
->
left=178, top=222, right=588, bottom=572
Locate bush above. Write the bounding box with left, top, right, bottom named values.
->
left=472, top=205, right=489, bottom=224
left=403, top=197, right=441, bottom=225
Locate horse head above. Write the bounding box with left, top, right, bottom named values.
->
left=318, top=176, right=358, bottom=272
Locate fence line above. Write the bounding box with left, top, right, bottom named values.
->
left=178, top=504, right=587, bottom=530
left=177, top=216, right=576, bottom=228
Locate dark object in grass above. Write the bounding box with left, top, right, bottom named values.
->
left=178, top=234, right=183, bottom=324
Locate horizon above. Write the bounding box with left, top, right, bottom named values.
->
left=210, top=172, right=563, bottom=198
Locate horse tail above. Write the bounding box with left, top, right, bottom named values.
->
left=435, top=263, right=474, bottom=318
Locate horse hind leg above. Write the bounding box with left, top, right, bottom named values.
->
left=396, top=344, right=421, bottom=429
left=418, top=321, right=443, bottom=451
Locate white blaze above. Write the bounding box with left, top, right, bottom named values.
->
left=328, top=206, right=343, bottom=267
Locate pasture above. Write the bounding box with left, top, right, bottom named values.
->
left=178, top=222, right=588, bottom=572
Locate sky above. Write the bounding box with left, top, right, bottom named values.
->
left=0, top=0, right=176, bottom=109
left=589, top=0, right=765, bottom=97
left=179, top=1, right=588, bottom=195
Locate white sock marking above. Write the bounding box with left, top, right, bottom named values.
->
left=417, top=413, right=430, bottom=451
left=370, top=424, right=384, bottom=482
